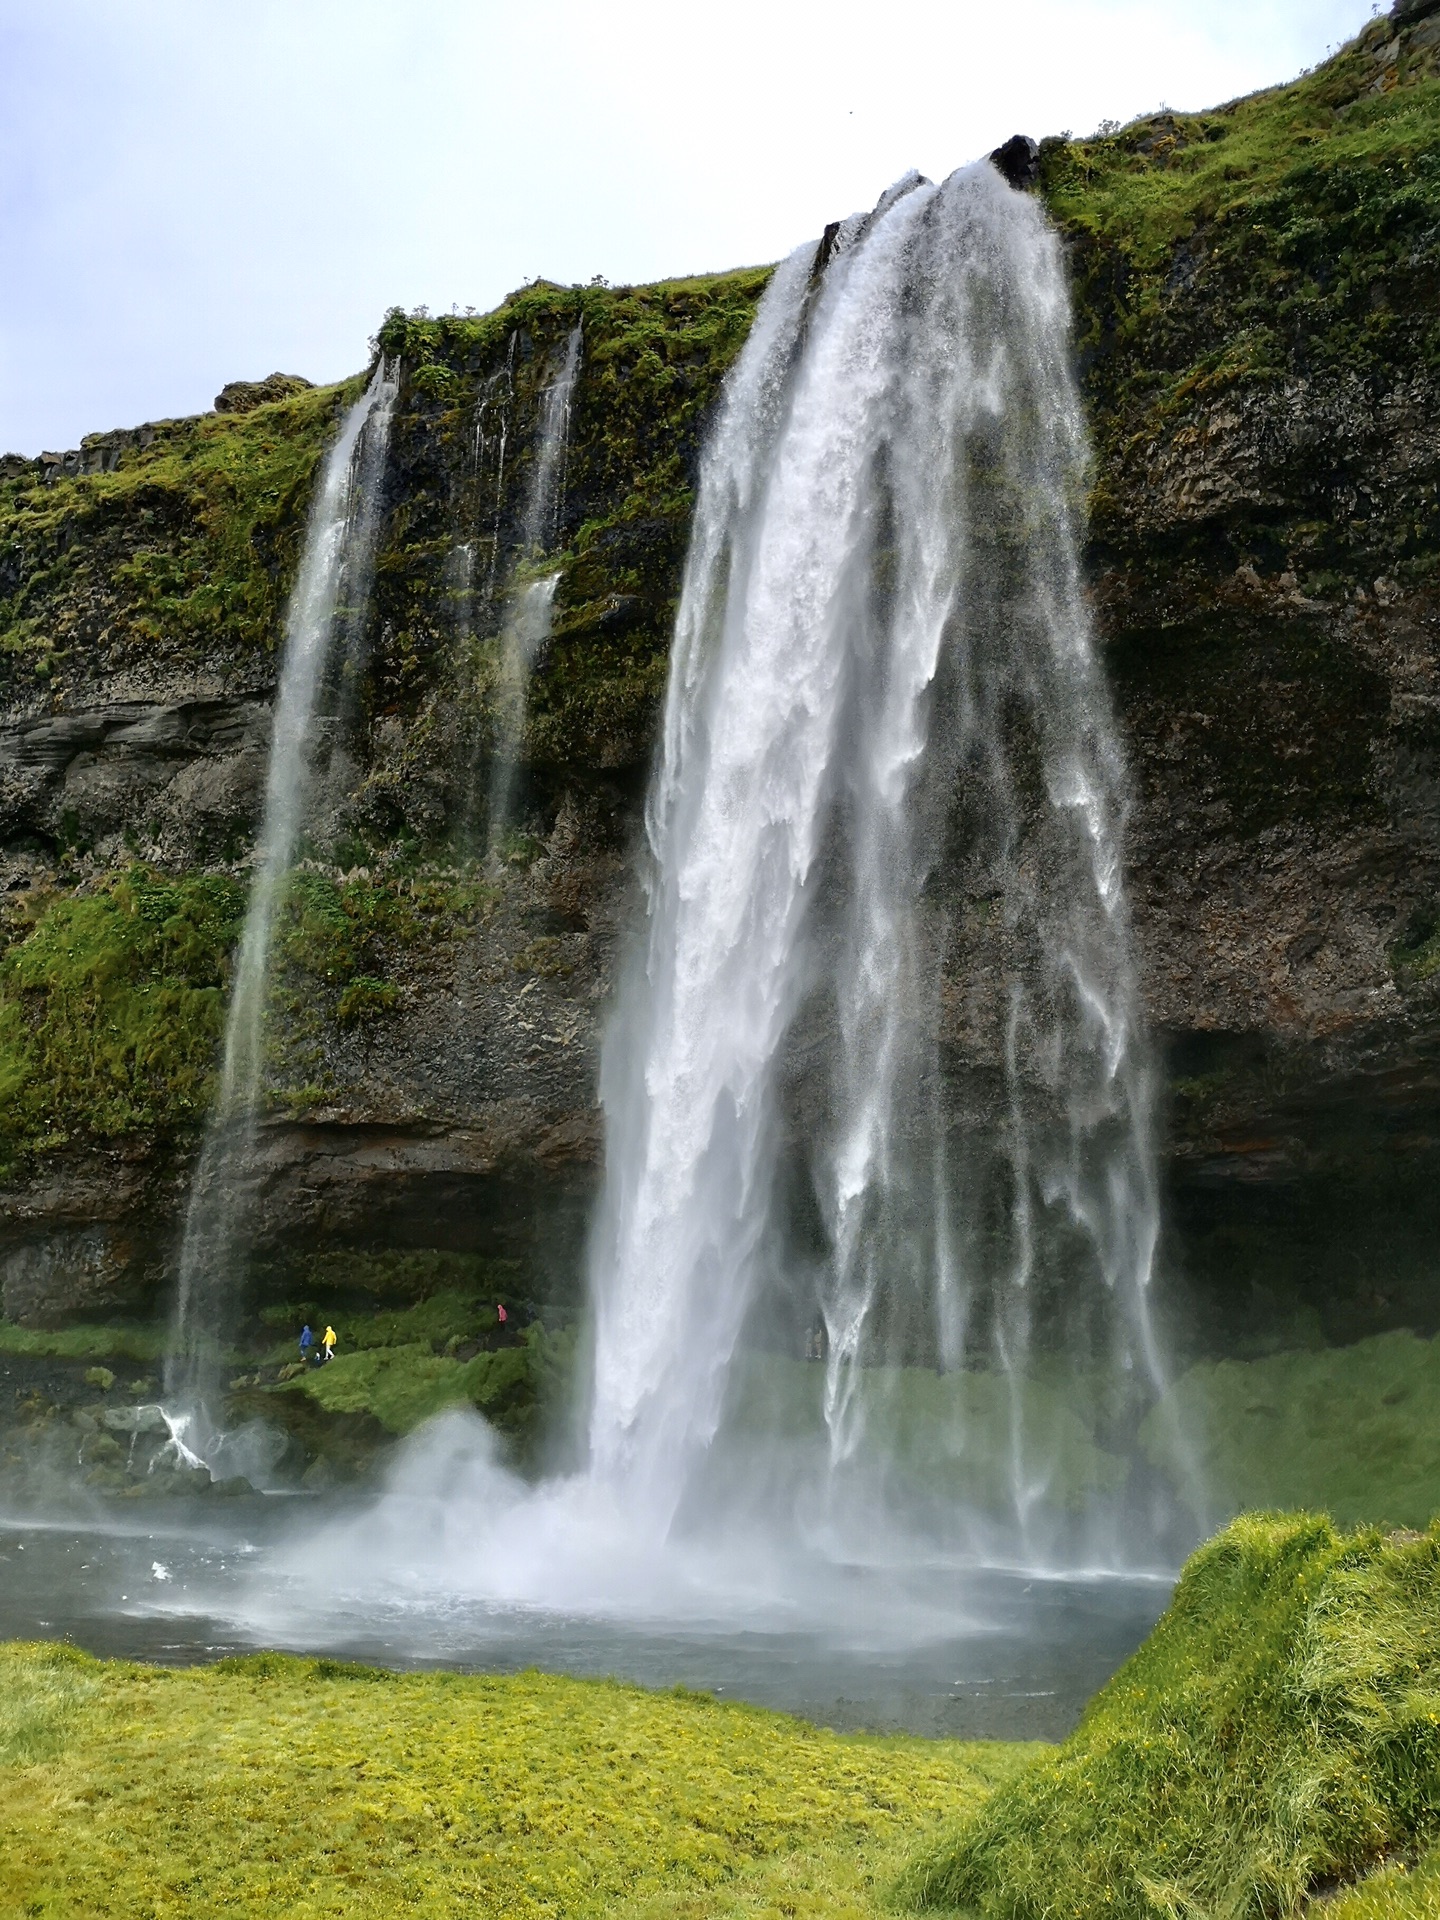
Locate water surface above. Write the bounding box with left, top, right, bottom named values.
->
left=0, top=1501, right=1168, bottom=1741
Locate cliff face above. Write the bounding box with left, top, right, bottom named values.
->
left=3, top=7, right=1440, bottom=1355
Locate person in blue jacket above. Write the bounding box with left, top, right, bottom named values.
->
left=299, top=1323, right=314, bottom=1363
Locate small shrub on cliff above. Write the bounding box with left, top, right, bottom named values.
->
left=903, top=1512, right=1440, bottom=1920
left=334, top=973, right=399, bottom=1027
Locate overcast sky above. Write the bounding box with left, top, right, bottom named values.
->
left=1, top=0, right=1379, bottom=454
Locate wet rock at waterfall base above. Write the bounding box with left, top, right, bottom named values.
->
left=989, top=135, right=1040, bottom=190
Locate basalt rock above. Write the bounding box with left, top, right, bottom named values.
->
left=989, top=134, right=1040, bottom=192
left=214, top=372, right=314, bottom=414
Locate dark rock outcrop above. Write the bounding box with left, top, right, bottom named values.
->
left=214, top=372, right=314, bottom=414
left=989, top=135, right=1040, bottom=191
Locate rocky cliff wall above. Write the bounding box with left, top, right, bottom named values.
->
left=3, top=6, right=1440, bottom=1356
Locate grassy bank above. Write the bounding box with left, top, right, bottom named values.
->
left=0, top=1644, right=1032, bottom=1918
left=905, top=1512, right=1440, bottom=1920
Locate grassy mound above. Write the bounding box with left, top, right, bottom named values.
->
left=904, top=1512, right=1440, bottom=1920
left=0, top=1644, right=1034, bottom=1918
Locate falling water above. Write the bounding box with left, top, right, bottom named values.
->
left=166, top=363, right=399, bottom=1429
left=585, top=165, right=1170, bottom=1560
left=485, top=323, right=583, bottom=852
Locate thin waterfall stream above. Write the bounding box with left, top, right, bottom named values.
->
left=485, top=322, right=582, bottom=852
left=164, top=364, right=399, bottom=1462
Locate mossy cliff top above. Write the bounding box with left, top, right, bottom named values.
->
left=1041, top=3, right=1440, bottom=611
left=0, top=380, right=360, bottom=706
left=0, top=268, right=771, bottom=777
left=6, top=14, right=1438, bottom=780
left=367, top=267, right=770, bottom=778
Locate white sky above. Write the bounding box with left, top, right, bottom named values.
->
left=1, top=0, right=1379, bottom=454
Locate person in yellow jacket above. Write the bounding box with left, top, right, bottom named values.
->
left=321, top=1325, right=337, bottom=1364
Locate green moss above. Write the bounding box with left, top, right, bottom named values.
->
left=0, top=869, right=244, bottom=1165
left=0, top=1644, right=1030, bottom=1919
left=244, top=862, right=498, bottom=1099
left=331, top=1289, right=502, bottom=1351
left=371, top=269, right=770, bottom=774
left=1040, top=23, right=1440, bottom=592
left=334, top=973, right=398, bottom=1026
left=0, top=380, right=358, bottom=690
left=278, top=1320, right=574, bottom=1448
left=1144, top=1328, right=1440, bottom=1532
left=1391, top=902, right=1440, bottom=982
left=724, top=1354, right=1130, bottom=1516
left=905, top=1512, right=1440, bottom=1920
left=0, top=1321, right=166, bottom=1364
left=265, top=1246, right=520, bottom=1305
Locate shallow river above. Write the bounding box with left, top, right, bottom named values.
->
left=0, top=1497, right=1169, bottom=1741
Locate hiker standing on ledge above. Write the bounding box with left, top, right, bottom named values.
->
left=299, top=1324, right=314, bottom=1364
left=321, top=1325, right=337, bottom=1364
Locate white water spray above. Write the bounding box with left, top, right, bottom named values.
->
left=584, top=165, right=1169, bottom=1559
left=166, top=364, right=399, bottom=1420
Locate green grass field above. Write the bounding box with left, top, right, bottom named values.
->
left=0, top=1644, right=1034, bottom=1918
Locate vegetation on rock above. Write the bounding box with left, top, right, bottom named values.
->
left=0, top=868, right=244, bottom=1168
left=0, top=381, right=355, bottom=695
left=1146, top=1328, right=1440, bottom=1532
left=1043, top=12, right=1440, bottom=601
left=369, top=268, right=770, bottom=782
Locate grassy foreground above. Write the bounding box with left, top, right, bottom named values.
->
left=0, top=1644, right=1032, bottom=1918
left=906, top=1513, right=1440, bottom=1920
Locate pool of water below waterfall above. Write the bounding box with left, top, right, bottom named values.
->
left=0, top=1501, right=1170, bottom=1741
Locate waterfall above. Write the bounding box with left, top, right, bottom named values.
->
left=584, top=165, right=1167, bottom=1556
left=485, top=322, right=583, bottom=853
left=166, top=363, right=399, bottom=1428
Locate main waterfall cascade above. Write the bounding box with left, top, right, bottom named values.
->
left=484, top=322, right=583, bottom=853
left=165, top=364, right=399, bottom=1448
left=586, top=162, right=1175, bottom=1565
left=161, top=159, right=1183, bottom=1577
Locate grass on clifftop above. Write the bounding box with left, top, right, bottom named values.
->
left=1040, top=12, right=1440, bottom=589
left=904, top=1511, right=1440, bottom=1920
left=373, top=268, right=770, bottom=771
left=0, top=1643, right=1031, bottom=1918
left=0, top=380, right=355, bottom=689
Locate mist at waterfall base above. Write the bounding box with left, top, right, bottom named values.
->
left=4, top=162, right=1193, bottom=1733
